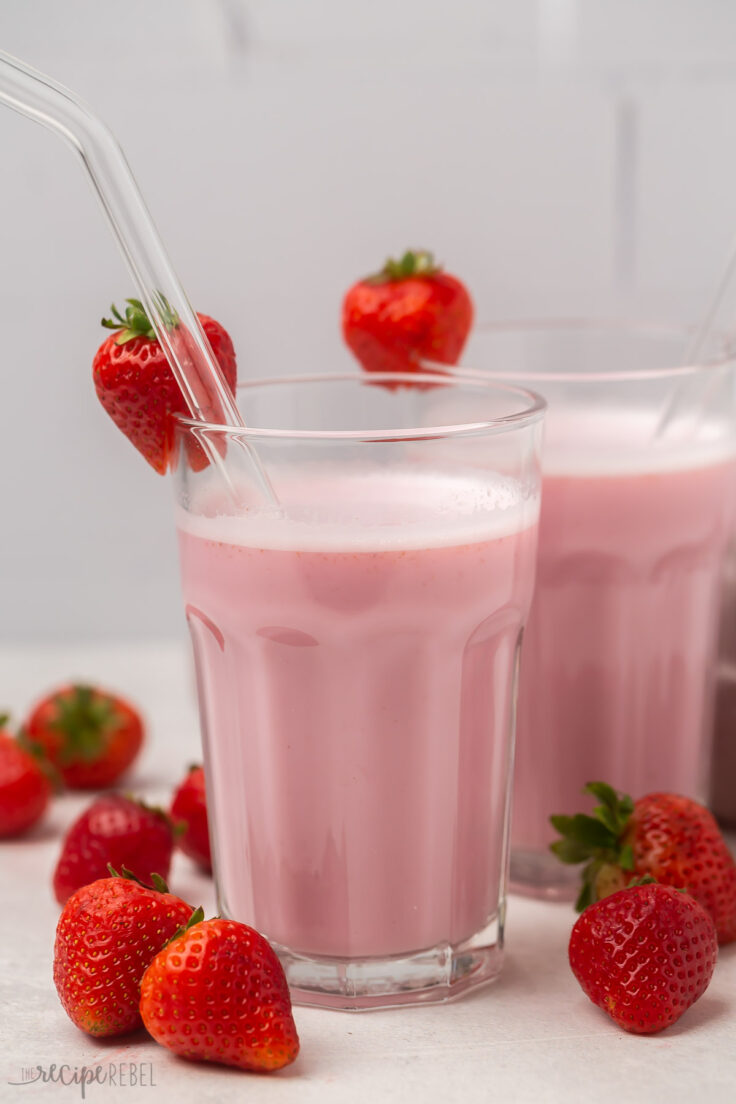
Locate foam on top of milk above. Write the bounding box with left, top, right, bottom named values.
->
left=176, top=467, right=538, bottom=552
left=542, top=406, right=736, bottom=477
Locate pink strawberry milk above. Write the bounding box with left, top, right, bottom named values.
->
left=513, top=420, right=736, bottom=888
left=455, top=323, right=736, bottom=897
left=173, top=374, right=544, bottom=1009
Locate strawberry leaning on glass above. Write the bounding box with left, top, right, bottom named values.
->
left=170, top=764, right=212, bottom=871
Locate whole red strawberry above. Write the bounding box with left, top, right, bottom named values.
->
left=551, top=782, right=736, bottom=943
left=170, top=765, right=212, bottom=871
left=627, top=792, right=736, bottom=943
left=568, top=882, right=717, bottom=1034
left=140, top=917, right=299, bottom=1073
left=54, top=871, right=194, bottom=1036
left=23, top=683, right=143, bottom=790
left=0, top=720, right=51, bottom=837
left=342, top=249, right=473, bottom=377
left=92, top=299, right=237, bottom=474
left=53, top=794, right=175, bottom=905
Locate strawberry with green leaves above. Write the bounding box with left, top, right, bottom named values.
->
left=140, top=916, right=299, bottom=1073
left=551, top=782, right=736, bottom=942
left=54, top=869, right=195, bottom=1037
left=92, top=299, right=237, bottom=474
left=568, top=880, right=717, bottom=1034
left=23, top=683, right=143, bottom=790
left=342, top=249, right=473, bottom=377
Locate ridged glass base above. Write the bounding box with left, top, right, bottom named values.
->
left=510, top=849, right=578, bottom=901
left=274, top=917, right=504, bottom=1011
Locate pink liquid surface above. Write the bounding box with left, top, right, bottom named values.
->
left=177, top=472, right=537, bottom=959
left=512, top=447, right=736, bottom=879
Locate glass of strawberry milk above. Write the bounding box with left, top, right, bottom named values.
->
left=710, top=537, right=736, bottom=829
left=454, top=322, right=736, bottom=898
left=171, top=371, right=544, bottom=1009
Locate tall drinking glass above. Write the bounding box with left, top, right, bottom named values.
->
left=450, top=322, right=736, bottom=897
left=172, top=372, right=545, bottom=1009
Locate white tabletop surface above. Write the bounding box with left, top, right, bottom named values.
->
left=1, top=641, right=734, bottom=1104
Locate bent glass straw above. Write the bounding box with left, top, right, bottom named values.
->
left=0, top=49, right=278, bottom=505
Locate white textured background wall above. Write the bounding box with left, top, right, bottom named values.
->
left=2, top=0, right=736, bottom=642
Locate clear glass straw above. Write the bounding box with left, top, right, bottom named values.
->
left=683, top=228, right=736, bottom=366
left=655, top=229, right=736, bottom=439
left=0, top=49, right=278, bottom=506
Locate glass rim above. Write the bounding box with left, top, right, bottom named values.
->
left=422, top=317, right=736, bottom=383
left=174, top=371, right=546, bottom=442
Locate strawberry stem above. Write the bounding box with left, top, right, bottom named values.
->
left=101, top=296, right=179, bottom=345
left=43, top=685, right=122, bottom=766
left=120, top=793, right=175, bottom=832
left=365, top=249, right=442, bottom=285
left=167, top=905, right=205, bottom=945
left=107, top=864, right=171, bottom=894
left=549, top=781, right=636, bottom=912
left=16, top=726, right=65, bottom=791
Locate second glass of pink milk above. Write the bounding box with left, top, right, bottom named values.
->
left=172, top=372, right=545, bottom=1009
left=710, top=536, right=736, bottom=829
left=453, top=322, right=736, bottom=898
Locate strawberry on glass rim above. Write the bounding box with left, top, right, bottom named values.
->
left=341, top=249, right=474, bottom=377
left=92, top=298, right=237, bottom=474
